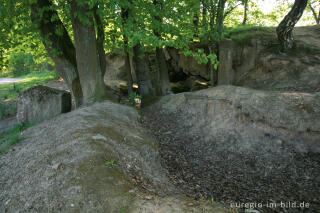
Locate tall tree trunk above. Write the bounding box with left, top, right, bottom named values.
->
left=318, top=8, right=320, bottom=24
left=133, top=45, right=154, bottom=98
left=318, top=7, right=320, bottom=24
left=209, top=0, right=218, bottom=41
left=71, top=1, right=107, bottom=103
left=155, top=48, right=172, bottom=95
left=216, top=0, right=226, bottom=38
left=242, top=0, right=248, bottom=25
left=202, top=0, right=208, bottom=30
left=124, top=54, right=134, bottom=95
left=120, top=3, right=134, bottom=95
left=30, top=0, right=83, bottom=107
left=309, top=3, right=320, bottom=25
left=188, top=0, right=200, bottom=39
left=209, top=46, right=215, bottom=87
left=193, top=15, right=200, bottom=39
left=276, top=0, right=308, bottom=52
left=152, top=0, right=172, bottom=95
left=93, top=5, right=107, bottom=77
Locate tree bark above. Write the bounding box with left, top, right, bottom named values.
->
left=152, top=0, right=172, bottom=95
left=318, top=7, right=320, bottom=25
left=242, top=0, right=248, bottom=25
left=30, top=0, right=83, bottom=107
left=309, top=3, right=320, bottom=25
left=209, top=46, right=215, bottom=87
left=202, top=0, right=208, bottom=29
left=71, top=1, right=108, bottom=103
left=216, top=0, right=226, bottom=38
left=93, top=5, right=107, bottom=77
left=124, top=54, right=134, bottom=95
left=209, top=0, right=217, bottom=40
left=319, top=7, right=320, bottom=24
left=276, top=0, right=308, bottom=52
left=120, top=3, right=134, bottom=95
left=155, top=48, right=172, bottom=95
left=224, top=3, right=241, bottom=18
left=133, top=45, right=154, bottom=98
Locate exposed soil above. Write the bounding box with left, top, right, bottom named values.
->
left=45, top=78, right=69, bottom=91
left=0, top=101, right=232, bottom=213
left=141, top=106, right=320, bottom=213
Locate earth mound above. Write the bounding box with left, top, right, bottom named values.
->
left=218, top=25, right=320, bottom=93
left=142, top=86, right=320, bottom=212
left=0, top=101, right=230, bottom=213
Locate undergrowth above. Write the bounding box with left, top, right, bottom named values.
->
left=0, top=122, right=35, bottom=154
left=0, top=102, right=17, bottom=119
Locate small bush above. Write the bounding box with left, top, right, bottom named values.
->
left=8, top=53, right=35, bottom=77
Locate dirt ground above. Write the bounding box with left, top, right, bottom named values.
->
left=141, top=106, right=320, bottom=213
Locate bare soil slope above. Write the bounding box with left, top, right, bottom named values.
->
left=0, top=101, right=230, bottom=213
left=219, top=25, right=320, bottom=93
left=142, top=86, right=320, bottom=213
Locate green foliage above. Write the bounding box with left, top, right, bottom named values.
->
left=0, top=121, right=35, bottom=154
left=128, top=92, right=142, bottom=106
left=129, top=92, right=141, bottom=100
left=105, top=160, right=115, bottom=167
left=0, top=0, right=315, bottom=103
left=0, top=0, right=54, bottom=76
left=8, top=53, right=35, bottom=77
left=207, top=54, right=219, bottom=70
left=182, top=48, right=219, bottom=69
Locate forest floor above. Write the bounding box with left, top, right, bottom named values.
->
left=0, top=101, right=232, bottom=213
left=141, top=106, right=320, bottom=213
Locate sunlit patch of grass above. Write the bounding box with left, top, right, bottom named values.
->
left=224, top=25, right=275, bottom=46
left=0, top=70, right=59, bottom=101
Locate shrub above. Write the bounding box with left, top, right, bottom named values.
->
left=8, top=53, right=35, bottom=77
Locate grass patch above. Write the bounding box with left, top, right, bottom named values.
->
left=224, top=25, right=275, bottom=46
left=0, top=122, right=35, bottom=154
left=0, top=102, right=17, bottom=119
left=0, top=70, right=14, bottom=78
left=264, top=42, right=320, bottom=56
left=290, top=43, right=320, bottom=56
left=0, top=70, right=59, bottom=101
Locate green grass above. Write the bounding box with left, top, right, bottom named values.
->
left=105, top=160, right=115, bottom=167
left=224, top=25, right=275, bottom=46
left=0, top=70, right=13, bottom=78
left=0, top=102, right=17, bottom=119
left=0, top=70, right=59, bottom=101
left=0, top=122, right=35, bottom=154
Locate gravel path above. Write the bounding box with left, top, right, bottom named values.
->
left=0, top=78, right=23, bottom=85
